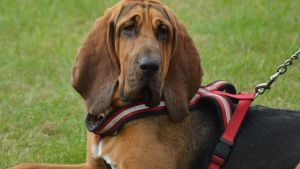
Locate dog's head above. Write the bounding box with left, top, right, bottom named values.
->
left=71, top=0, right=203, bottom=122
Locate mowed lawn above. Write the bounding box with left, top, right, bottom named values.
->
left=1, top=0, right=299, bottom=168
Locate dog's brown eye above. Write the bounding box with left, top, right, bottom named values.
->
left=158, top=28, right=168, bottom=40
left=122, top=25, right=135, bottom=36
left=159, top=30, right=166, bottom=37
left=124, top=26, right=134, bottom=33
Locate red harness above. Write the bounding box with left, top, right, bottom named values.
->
left=85, top=81, right=255, bottom=168
left=203, top=82, right=255, bottom=169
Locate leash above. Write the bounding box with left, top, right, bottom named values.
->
left=254, top=48, right=300, bottom=100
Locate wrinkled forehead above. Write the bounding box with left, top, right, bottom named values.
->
left=115, top=2, right=172, bottom=27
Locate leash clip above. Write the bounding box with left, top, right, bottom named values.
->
left=210, top=138, right=234, bottom=166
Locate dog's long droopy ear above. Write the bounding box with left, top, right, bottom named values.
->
left=163, top=19, right=203, bottom=122
left=71, top=8, right=119, bottom=115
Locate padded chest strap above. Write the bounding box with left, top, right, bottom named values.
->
left=86, top=81, right=235, bottom=139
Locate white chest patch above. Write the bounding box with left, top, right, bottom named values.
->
left=91, top=140, right=102, bottom=158
left=91, top=141, right=117, bottom=169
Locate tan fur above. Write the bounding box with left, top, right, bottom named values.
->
left=10, top=0, right=202, bottom=168
left=99, top=116, right=199, bottom=168
left=296, top=163, right=300, bottom=169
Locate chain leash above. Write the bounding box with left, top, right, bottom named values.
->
left=254, top=48, right=300, bottom=100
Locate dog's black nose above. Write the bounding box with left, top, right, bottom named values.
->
left=138, top=58, right=160, bottom=76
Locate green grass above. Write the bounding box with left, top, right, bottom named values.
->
left=1, top=0, right=299, bottom=168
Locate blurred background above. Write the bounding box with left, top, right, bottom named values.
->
left=1, top=0, right=299, bottom=168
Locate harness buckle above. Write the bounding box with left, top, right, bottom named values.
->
left=210, top=138, right=234, bottom=166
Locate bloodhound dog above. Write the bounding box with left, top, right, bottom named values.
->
left=10, top=0, right=300, bottom=169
